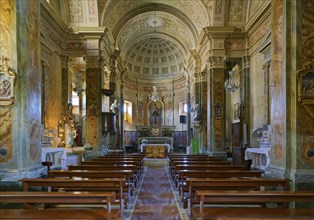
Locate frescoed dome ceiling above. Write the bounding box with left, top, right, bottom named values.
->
left=66, top=0, right=252, bottom=84
left=98, top=0, right=212, bottom=83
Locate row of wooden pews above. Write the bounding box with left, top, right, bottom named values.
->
left=0, top=153, right=144, bottom=220
left=168, top=153, right=314, bottom=220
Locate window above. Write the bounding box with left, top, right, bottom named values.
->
left=72, top=91, right=79, bottom=107
left=179, top=101, right=187, bottom=115
left=124, top=100, right=132, bottom=123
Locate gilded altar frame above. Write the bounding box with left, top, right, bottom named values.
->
left=297, top=67, right=314, bottom=105
left=0, top=57, right=16, bottom=105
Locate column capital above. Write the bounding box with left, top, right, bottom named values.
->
left=208, top=56, right=226, bottom=69
left=84, top=55, right=103, bottom=69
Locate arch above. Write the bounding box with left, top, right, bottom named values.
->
left=147, top=100, right=165, bottom=126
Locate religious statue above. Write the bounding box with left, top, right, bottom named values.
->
left=110, top=99, right=119, bottom=114
left=58, top=103, right=77, bottom=148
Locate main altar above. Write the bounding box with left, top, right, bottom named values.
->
left=136, top=126, right=175, bottom=157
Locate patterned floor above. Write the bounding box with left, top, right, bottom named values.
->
left=125, top=158, right=188, bottom=220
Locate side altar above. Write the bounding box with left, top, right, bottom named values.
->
left=136, top=126, right=175, bottom=155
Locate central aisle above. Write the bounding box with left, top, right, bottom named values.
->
left=129, top=159, right=184, bottom=220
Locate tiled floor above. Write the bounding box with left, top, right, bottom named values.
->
left=126, top=158, right=188, bottom=220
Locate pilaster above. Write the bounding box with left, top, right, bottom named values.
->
left=207, top=55, right=226, bottom=157
left=61, top=55, right=69, bottom=112
left=85, top=54, right=102, bottom=148
left=240, top=55, right=250, bottom=146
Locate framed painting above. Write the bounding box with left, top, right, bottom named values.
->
left=0, top=57, right=16, bottom=105
left=234, top=103, right=240, bottom=120
left=298, top=67, right=314, bottom=105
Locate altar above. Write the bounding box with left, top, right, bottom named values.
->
left=41, top=147, right=67, bottom=170
left=244, top=147, right=271, bottom=171
left=135, top=126, right=175, bottom=154
left=141, top=144, right=170, bottom=158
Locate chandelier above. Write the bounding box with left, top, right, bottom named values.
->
left=149, top=86, right=161, bottom=102
left=73, top=71, right=85, bottom=96
left=224, top=69, right=239, bottom=93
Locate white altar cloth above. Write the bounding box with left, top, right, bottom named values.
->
left=245, top=147, right=271, bottom=171
left=140, top=143, right=171, bottom=153
left=41, top=147, right=67, bottom=170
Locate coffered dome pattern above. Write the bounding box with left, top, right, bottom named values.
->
left=125, top=38, right=184, bottom=80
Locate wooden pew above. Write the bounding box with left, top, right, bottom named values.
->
left=195, top=190, right=314, bottom=209
left=21, top=178, right=125, bottom=210
left=0, top=191, right=120, bottom=220
left=98, top=154, right=144, bottom=159
left=174, top=168, right=262, bottom=187
left=172, top=164, right=244, bottom=181
left=48, top=170, right=134, bottom=201
left=178, top=170, right=262, bottom=182
left=184, top=178, right=290, bottom=211
left=81, top=160, right=143, bottom=174
left=91, top=158, right=144, bottom=171
left=169, top=160, right=232, bottom=176
left=0, top=209, right=121, bottom=220
left=168, top=154, right=210, bottom=158
left=0, top=191, right=115, bottom=210
left=191, top=207, right=314, bottom=220
left=67, top=164, right=140, bottom=186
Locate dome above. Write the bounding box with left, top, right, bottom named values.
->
left=125, top=37, right=185, bottom=81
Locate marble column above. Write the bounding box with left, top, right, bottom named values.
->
left=291, top=1, right=314, bottom=208
left=186, top=70, right=192, bottom=147
left=85, top=55, right=102, bottom=149
left=201, top=71, right=208, bottom=151
left=119, top=69, right=126, bottom=150
left=266, top=0, right=314, bottom=198
left=207, top=56, right=226, bottom=157
left=263, top=61, right=270, bottom=125
left=0, top=0, right=44, bottom=180
left=61, top=55, right=69, bottom=112
left=240, top=56, right=250, bottom=146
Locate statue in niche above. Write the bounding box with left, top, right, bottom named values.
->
left=60, top=103, right=77, bottom=148
left=110, top=99, right=119, bottom=114
left=149, top=101, right=162, bottom=127
left=191, top=103, right=201, bottom=121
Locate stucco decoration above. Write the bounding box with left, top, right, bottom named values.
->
left=228, top=0, right=243, bottom=22
left=249, top=20, right=271, bottom=47
left=118, top=11, right=193, bottom=55
left=69, top=0, right=83, bottom=23
left=0, top=57, right=16, bottom=105
left=102, top=0, right=208, bottom=35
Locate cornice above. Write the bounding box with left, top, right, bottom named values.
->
left=40, top=0, right=71, bottom=37
left=204, top=26, right=236, bottom=39
left=245, top=0, right=271, bottom=37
